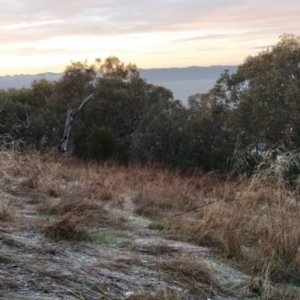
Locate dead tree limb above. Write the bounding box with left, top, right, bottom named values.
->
left=58, top=94, right=94, bottom=152
left=11, top=108, right=31, bottom=129
left=171, top=199, right=219, bottom=218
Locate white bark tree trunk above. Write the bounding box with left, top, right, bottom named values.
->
left=58, top=94, right=94, bottom=152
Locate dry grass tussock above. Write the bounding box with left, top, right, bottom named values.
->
left=0, top=150, right=127, bottom=240
left=122, top=165, right=300, bottom=295
left=158, top=254, right=218, bottom=296
left=42, top=199, right=108, bottom=241
left=0, top=200, right=14, bottom=223
left=1, top=149, right=300, bottom=297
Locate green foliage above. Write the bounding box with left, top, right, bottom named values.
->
left=46, top=60, right=98, bottom=149
left=180, top=91, right=233, bottom=171
left=206, top=148, right=232, bottom=172
left=258, top=151, right=300, bottom=184
left=2, top=35, right=300, bottom=174
left=225, top=34, right=300, bottom=148
left=87, top=127, right=116, bottom=161
left=231, top=149, right=263, bottom=176
left=231, top=147, right=300, bottom=185
left=47, top=56, right=174, bottom=161
left=0, top=79, right=55, bottom=147
left=130, top=99, right=185, bottom=166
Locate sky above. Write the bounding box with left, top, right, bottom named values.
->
left=0, top=0, right=300, bottom=75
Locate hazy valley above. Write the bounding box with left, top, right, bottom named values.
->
left=0, top=66, right=237, bottom=104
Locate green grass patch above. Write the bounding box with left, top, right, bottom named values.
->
left=87, top=229, right=130, bottom=245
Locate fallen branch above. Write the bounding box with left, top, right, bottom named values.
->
left=171, top=199, right=219, bottom=218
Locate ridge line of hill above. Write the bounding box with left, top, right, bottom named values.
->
left=0, top=66, right=237, bottom=103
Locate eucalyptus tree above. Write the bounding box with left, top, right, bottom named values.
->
left=224, top=34, right=300, bottom=149
left=48, top=56, right=177, bottom=160
left=130, top=97, right=187, bottom=166
left=0, top=79, right=54, bottom=146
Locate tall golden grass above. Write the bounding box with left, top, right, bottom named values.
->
left=1, top=148, right=300, bottom=297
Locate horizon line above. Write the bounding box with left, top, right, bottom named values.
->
left=1, top=64, right=238, bottom=77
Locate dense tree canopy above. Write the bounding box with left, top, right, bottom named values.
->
left=1, top=35, right=300, bottom=171
left=225, top=34, right=300, bottom=149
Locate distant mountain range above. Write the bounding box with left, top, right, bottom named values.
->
left=0, top=66, right=237, bottom=104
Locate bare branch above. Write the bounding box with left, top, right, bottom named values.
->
left=78, top=93, right=94, bottom=112
left=171, top=199, right=219, bottom=218
left=58, top=94, right=94, bottom=152
left=11, top=108, right=31, bottom=129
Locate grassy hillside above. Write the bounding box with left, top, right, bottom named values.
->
left=1, top=148, right=300, bottom=299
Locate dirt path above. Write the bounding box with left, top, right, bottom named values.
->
left=0, top=187, right=251, bottom=299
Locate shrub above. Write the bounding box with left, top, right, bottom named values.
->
left=230, top=149, right=263, bottom=176
left=87, top=127, right=116, bottom=161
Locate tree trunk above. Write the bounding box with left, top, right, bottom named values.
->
left=58, top=94, right=94, bottom=152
